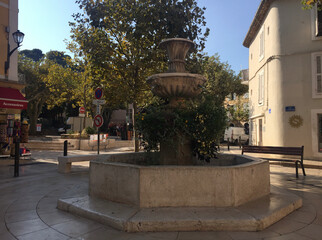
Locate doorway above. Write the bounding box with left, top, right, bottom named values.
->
left=258, top=119, right=263, bottom=146
left=318, top=114, right=322, bottom=152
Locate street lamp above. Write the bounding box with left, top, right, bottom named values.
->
left=5, top=30, right=25, bottom=74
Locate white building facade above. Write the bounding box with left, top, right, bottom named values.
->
left=244, top=0, right=322, bottom=159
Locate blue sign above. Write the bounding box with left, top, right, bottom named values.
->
left=95, top=88, right=103, bottom=99
left=269, top=109, right=271, bottom=114
left=285, top=106, right=296, bottom=112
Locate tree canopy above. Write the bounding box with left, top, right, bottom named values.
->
left=193, top=54, right=248, bottom=104
left=301, top=0, right=322, bottom=8
left=19, top=51, right=48, bottom=134
left=19, top=49, right=91, bottom=134
left=20, top=49, right=44, bottom=62
left=71, top=0, right=210, bottom=150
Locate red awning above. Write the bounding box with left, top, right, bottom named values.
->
left=0, top=87, right=28, bottom=110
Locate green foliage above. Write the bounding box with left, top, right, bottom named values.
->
left=20, top=49, right=44, bottom=62
left=18, top=54, right=49, bottom=134
left=82, top=126, right=96, bottom=135
left=46, top=51, right=71, bottom=68
left=301, top=0, right=322, bottom=9
left=227, top=100, right=249, bottom=127
left=135, top=96, right=227, bottom=161
left=19, top=49, right=94, bottom=133
left=67, top=129, right=76, bottom=134
left=201, top=55, right=248, bottom=103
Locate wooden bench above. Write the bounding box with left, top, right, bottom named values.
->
left=242, top=145, right=306, bottom=178
left=58, top=155, right=98, bottom=173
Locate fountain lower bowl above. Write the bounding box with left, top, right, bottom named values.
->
left=147, top=72, right=206, bottom=99
left=89, top=152, right=270, bottom=208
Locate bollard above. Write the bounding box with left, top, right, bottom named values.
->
left=97, top=128, right=100, bottom=155
left=227, top=138, right=230, bottom=151
left=14, top=139, right=20, bottom=177
left=239, top=136, right=242, bottom=149
left=64, top=140, right=68, bottom=156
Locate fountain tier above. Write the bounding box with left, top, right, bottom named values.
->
left=147, top=73, right=205, bottom=99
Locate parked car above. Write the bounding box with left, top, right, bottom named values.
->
left=58, top=124, right=71, bottom=134
left=224, top=127, right=249, bottom=144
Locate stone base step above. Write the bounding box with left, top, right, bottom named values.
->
left=57, top=186, right=302, bottom=232
left=24, top=142, right=74, bottom=150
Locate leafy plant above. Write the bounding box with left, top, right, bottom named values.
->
left=135, top=96, right=227, bottom=162
left=82, top=126, right=96, bottom=135
left=66, top=129, right=76, bottom=134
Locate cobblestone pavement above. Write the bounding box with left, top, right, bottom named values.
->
left=0, top=150, right=321, bottom=239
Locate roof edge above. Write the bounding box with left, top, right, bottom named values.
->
left=243, top=0, right=275, bottom=48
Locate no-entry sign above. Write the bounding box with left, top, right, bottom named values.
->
left=94, top=114, right=104, bottom=128
left=79, top=107, right=85, bottom=114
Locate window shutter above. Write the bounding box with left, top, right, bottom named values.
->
left=317, top=6, right=322, bottom=37
left=259, top=27, right=264, bottom=60
left=316, top=55, right=322, bottom=94
left=258, top=71, right=264, bottom=105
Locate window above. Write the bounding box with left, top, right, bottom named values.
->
left=258, top=70, right=264, bottom=105
left=316, top=5, right=322, bottom=36
left=312, top=5, right=322, bottom=39
left=318, top=114, right=322, bottom=152
left=312, top=52, right=322, bottom=98
left=259, top=26, right=264, bottom=61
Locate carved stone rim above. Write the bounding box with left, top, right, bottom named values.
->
left=147, top=72, right=206, bottom=82
left=159, top=38, right=195, bottom=50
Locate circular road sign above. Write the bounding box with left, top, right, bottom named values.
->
left=79, top=106, right=86, bottom=114
left=94, top=114, right=104, bottom=128
left=95, top=88, right=103, bottom=99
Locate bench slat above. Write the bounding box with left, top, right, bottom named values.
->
left=242, top=146, right=302, bottom=156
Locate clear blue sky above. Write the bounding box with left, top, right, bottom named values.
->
left=19, top=0, right=261, bottom=74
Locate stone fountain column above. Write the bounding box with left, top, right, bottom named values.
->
left=147, top=38, right=206, bottom=165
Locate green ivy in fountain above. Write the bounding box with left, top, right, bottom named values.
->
left=135, top=96, right=227, bottom=161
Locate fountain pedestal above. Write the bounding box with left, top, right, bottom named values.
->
left=159, top=136, right=193, bottom=165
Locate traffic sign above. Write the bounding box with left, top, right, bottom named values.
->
left=92, top=99, right=106, bottom=105
left=95, top=88, right=103, bottom=99
left=79, top=107, right=86, bottom=114
left=94, top=114, right=104, bottom=128
left=96, top=104, right=101, bottom=114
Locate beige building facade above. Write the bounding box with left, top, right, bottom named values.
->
left=244, top=0, right=322, bottom=159
left=0, top=0, right=27, bottom=156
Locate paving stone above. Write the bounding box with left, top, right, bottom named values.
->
left=7, top=219, right=48, bottom=236
left=17, top=227, right=70, bottom=240
left=0, top=150, right=322, bottom=240
left=296, top=223, right=322, bottom=240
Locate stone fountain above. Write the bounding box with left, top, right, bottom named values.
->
left=147, top=38, right=206, bottom=165
left=57, top=38, right=302, bottom=233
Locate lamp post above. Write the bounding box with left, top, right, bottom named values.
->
left=5, top=30, right=24, bottom=177
left=5, top=30, right=24, bottom=74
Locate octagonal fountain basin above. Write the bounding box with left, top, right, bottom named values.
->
left=89, top=152, right=270, bottom=208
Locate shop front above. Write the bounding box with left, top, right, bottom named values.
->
left=0, top=86, right=28, bottom=157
